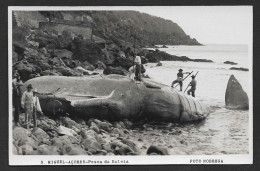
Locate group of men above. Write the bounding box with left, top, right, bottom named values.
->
left=130, top=54, right=197, bottom=97
left=12, top=70, right=42, bottom=129
left=171, top=69, right=197, bottom=97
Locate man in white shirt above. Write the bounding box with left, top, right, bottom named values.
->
left=134, top=55, right=142, bottom=81
left=21, top=85, right=42, bottom=129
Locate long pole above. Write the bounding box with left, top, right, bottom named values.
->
left=173, top=71, right=193, bottom=88
left=184, top=71, right=199, bottom=92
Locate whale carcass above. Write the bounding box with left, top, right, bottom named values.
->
left=225, top=75, right=249, bottom=109
left=21, top=75, right=211, bottom=122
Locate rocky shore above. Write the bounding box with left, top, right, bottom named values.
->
left=13, top=25, right=212, bottom=82
left=13, top=114, right=176, bottom=155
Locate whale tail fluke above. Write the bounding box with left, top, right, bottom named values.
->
left=225, top=75, right=249, bottom=110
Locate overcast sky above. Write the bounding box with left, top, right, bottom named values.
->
left=136, top=6, right=252, bottom=45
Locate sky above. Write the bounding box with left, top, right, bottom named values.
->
left=136, top=6, right=252, bottom=45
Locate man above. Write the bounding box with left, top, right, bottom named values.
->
left=21, top=85, right=43, bottom=129
left=187, top=75, right=197, bottom=97
left=21, top=84, right=34, bottom=129
left=32, top=88, right=43, bottom=128
left=134, top=55, right=142, bottom=81
left=171, top=69, right=190, bottom=91
left=12, top=75, right=23, bottom=126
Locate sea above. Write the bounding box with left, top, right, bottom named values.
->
left=144, top=44, right=251, bottom=154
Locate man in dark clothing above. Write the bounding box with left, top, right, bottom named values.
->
left=12, top=75, right=23, bottom=126
left=187, top=75, right=197, bottom=97
left=171, top=69, right=190, bottom=91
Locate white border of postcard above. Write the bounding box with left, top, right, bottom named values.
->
left=8, top=6, right=253, bottom=165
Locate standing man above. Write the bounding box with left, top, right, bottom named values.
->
left=171, top=69, right=190, bottom=91
left=32, top=88, right=43, bottom=128
left=21, top=84, right=34, bottom=129
left=134, top=54, right=142, bottom=81
left=187, top=75, right=197, bottom=97
left=12, top=75, right=23, bottom=126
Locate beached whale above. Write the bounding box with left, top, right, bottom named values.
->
left=21, top=75, right=211, bottom=122
left=225, top=75, right=249, bottom=110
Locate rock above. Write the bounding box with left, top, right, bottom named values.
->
left=62, top=144, right=87, bottom=155
left=123, top=119, right=133, bottom=129
left=112, top=57, right=133, bottom=70
left=230, top=67, right=249, bottom=71
left=51, top=57, right=67, bottom=67
left=161, top=45, right=168, bottom=48
left=193, top=59, right=213, bottom=62
left=156, top=61, right=162, bottom=66
left=116, top=144, right=134, bottom=155
left=90, top=125, right=100, bottom=134
left=41, top=70, right=61, bottom=76
left=81, top=135, right=102, bottom=151
left=121, top=139, right=140, bottom=153
left=52, top=135, right=80, bottom=149
left=32, top=127, right=50, bottom=141
left=103, top=66, right=127, bottom=76
left=55, top=67, right=81, bottom=76
left=81, top=129, right=97, bottom=139
left=141, top=56, right=148, bottom=64
left=33, top=144, right=59, bottom=155
left=102, top=143, right=113, bottom=153
left=20, top=144, right=34, bottom=155
left=94, top=61, right=106, bottom=69
left=13, top=126, right=31, bottom=141
left=13, top=51, right=19, bottom=63
left=13, top=61, right=35, bottom=81
left=57, top=125, right=78, bottom=137
left=97, top=122, right=112, bottom=132
left=84, top=65, right=95, bottom=71
left=74, top=66, right=89, bottom=75
left=111, top=128, right=125, bottom=137
left=147, top=145, right=169, bottom=155
left=224, top=61, right=237, bottom=65
left=96, top=150, right=107, bottom=155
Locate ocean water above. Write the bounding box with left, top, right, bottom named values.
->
left=143, top=44, right=250, bottom=154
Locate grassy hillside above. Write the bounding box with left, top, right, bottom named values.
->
left=39, top=11, right=201, bottom=46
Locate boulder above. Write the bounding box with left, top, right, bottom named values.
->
left=13, top=61, right=35, bottom=81
left=112, top=57, right=133, bottom=70
left=54, top=67, right=81, bottom=76
left=97, top=122, right=112, bottom=132
left=110, top=128, right=125, bottom=137
left=81, top=135, right=102, bottom=151
left=121, top=139, right=140, bottom=153
left=74, top=66, right=90, bottom=75
left=62, top=144, right=87, bottom=155
left=20, top=144, right=34, bottom=155
left=147, top=145, right=169, bottom=155
left=116, top=144, right=134, bottom=155
left=81, top=129, right=98, bottom=139
left=32, top=127, right=50, bottom=142
left=141, top=56, right=148, bottom=64
left=230, top=67, right=249, bottom=71
left=103, top=66, right=127, bottom=76
left=41, top=70, right=61, bottom=76
left=53, top=49, right=73, bottom=59
left=94, top=61, right=106, bottom=69
left=224, top=61, right=237, bottom=65
left=52, top=135, right=80, bottom=149
left=156, top=61, right=162, bottom=66
left=33, top=144, right=59, bottom=155
left=57, top=125, right=78, bottom=137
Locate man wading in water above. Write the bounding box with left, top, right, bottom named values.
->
left=187, top=75, right=197, bottom=97
left=171, top=69, right=191, bottom=91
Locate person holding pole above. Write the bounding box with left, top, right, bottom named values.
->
left=171, top=69, right=191, bottom=91
left=187, top=75, right=197, bottom=97
left=134, top=54, right=142, bottom=81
